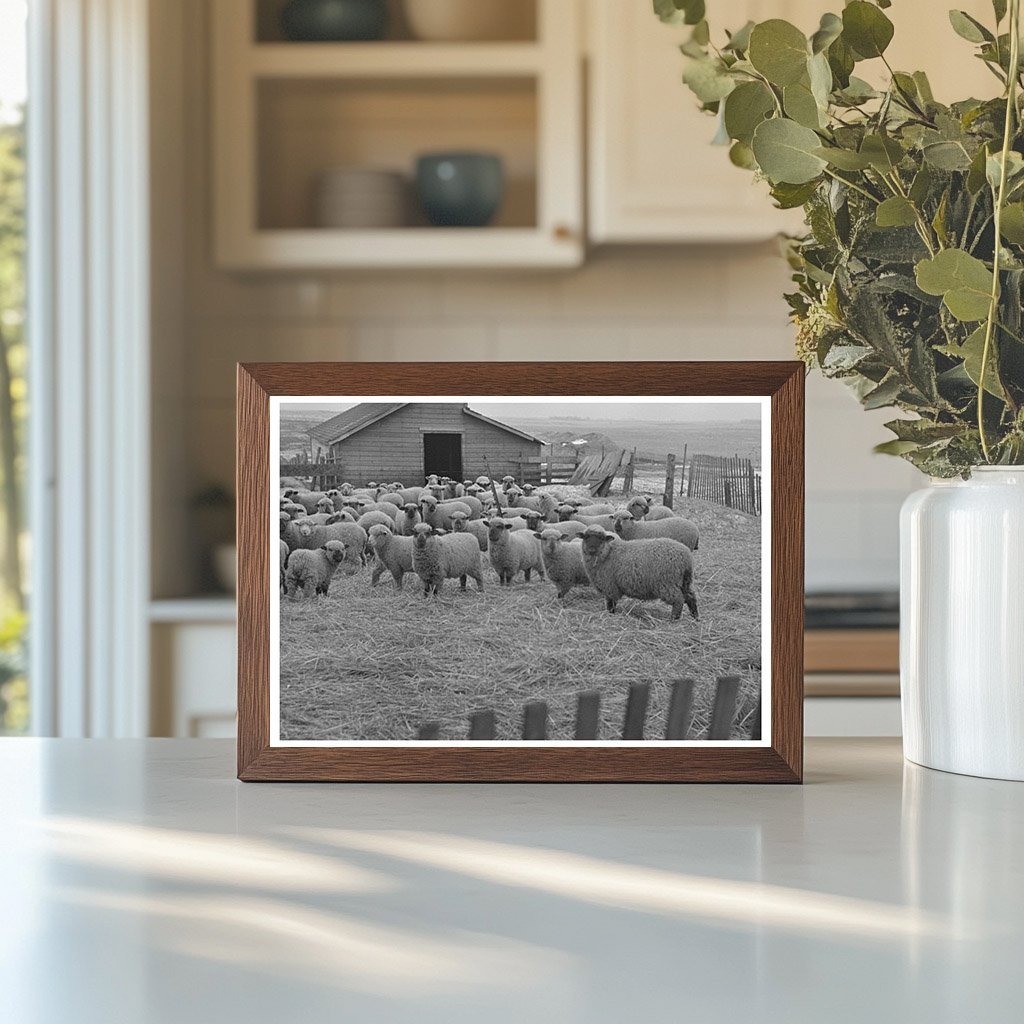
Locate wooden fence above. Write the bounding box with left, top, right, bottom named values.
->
left=686, top=454, right=761, bottom=515
left=280, top=457, right=345, bottom=490
left=415, top=675, right=759, bottom=742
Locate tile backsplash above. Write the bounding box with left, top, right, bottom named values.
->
left=181, top=246, right=916, bottom=593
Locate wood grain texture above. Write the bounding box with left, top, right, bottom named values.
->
left=804, top=629, right=899, bottom=674
left=237, top=361, right=805, bottom=783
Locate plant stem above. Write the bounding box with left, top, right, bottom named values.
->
left=822, top=167, right=880, bottom=205
left=979, top=0, right=1021, bottom=462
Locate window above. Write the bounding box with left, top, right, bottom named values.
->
left=0, top=0, right=27, bottom=734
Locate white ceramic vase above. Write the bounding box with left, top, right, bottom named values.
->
left=900, top=467, right=1024, bottom=780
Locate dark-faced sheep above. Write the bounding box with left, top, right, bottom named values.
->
left=626, top=496, right=675, bottom=521
left=368, top=524, right=413, bottom=589
left=411, top=523, right=484, bottom=596
left=395, top=502, right=422, bottom=536
left=534, top=529, right=590, bottom=599
left=486, top=518, right=545, bottom=585
left=580, top=527, right=698, bottom=620
left=285, top=541, right=347, bottom=598
left=612, top=510, right=699, bottom=551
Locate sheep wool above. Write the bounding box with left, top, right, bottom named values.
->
left=580, top=527, right=698, bottom=621
left=279, top=539, right=289, bottom=593
left=295, top=521, right=367, bottom=573
left=285, top=541, right=347, bottom=598
left=534, top=529, right=590, bottom=599
left=368, top=524, right=414, bottom=589
left=448, top=511, right=489, bottom=551
left=486, top=519, right=545, bottom=585
left=394, top=503, right=422, bottom=537
left=411, top=524, right=484, bottom=596
left=612, top=510, right=699, bottom=552
left=356, top=510, right=395, bottom=534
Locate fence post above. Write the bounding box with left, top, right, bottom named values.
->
left=575, top=691, right=601, bottom=740
left=724, top=479, right=732, bottom=508
left=663, top=454, right=676, bottom=510
left=469, top=710, right=497, bottom=740
left=416, top=722, right=440, bottom=740
left=708, top=676, right=741, bottom=740
left=622, top=447, right=636, bottom=494
left=522, top=701, right=548, bottom=740
left=622, top=682, right=650, bottom=740
left=665, top=678, right=695, bottom=739
left=679, top=443, right=688, bottom=495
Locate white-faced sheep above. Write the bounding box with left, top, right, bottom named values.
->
left=448, top=511, right=489, bottom=551
left=368, top=524, right=413, bottom=589
left=612, top=510, right=699, bottom=551
left=486, top=518, right=545, bottom=585
left=357, top=510, right=395, bottom=534
left=293, top=520, right=367, bottom=574
left=279, top=539, right=289, bottom=593
left=292, top=490, right=330, bottom=514
left=326, top=509, right=357, bottom=524
left=353, top=501, right=398, bottom=521
left=625, top=496, right=675, bottom=521
left=537, top=518, right=588, bottom=540
left=558, top=507, right=619, bottom=531
left=281, top=501, right=306, bottom=520
left=300, top=512, right=340, bottom=526
left=419, top=495, right=474, bottom=532
left=411, top=523, right=484, bottom=596
left=506, top=490, right=558, bottom=521
left=580, top=527, right=698, bottom=620
left=534, top=529, right=590, bottom=599
left=285, top=541, right=347, bottom=598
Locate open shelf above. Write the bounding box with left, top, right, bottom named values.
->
left=212, top=0, right=582, bottom=268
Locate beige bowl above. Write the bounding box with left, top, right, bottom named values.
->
left=403, top=0, right=535, bottom=41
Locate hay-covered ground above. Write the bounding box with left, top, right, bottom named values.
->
left=279, top=481, right=762, bottom=742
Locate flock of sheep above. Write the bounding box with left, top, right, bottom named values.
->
left=279, top=474, right=701, bottom=622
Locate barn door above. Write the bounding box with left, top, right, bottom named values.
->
left=423, top=433, right=463, bottom=481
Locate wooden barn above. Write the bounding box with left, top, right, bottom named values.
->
left=307, top=403, right=546, bottom=486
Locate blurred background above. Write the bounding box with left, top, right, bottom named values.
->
left=0, top=0, right=998, bottom=739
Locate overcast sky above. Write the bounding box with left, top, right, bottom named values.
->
left=281, top=400, right=761, bottom=423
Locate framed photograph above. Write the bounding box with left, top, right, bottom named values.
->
left=237, top=362, right=803, bottom=782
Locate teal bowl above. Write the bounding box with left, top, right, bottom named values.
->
left=281, top=0, right=388, bottom=42
left=415, top=153, right=505, bottom=228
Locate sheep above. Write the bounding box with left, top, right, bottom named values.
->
left=626, top=496, right=675, bottom=521
left=293, top=520, right=367, bottom=573
left=506, top=490, right=558, bottom=521
left=534, top=529, right=590, bottom=599
left=558, top=507, right=619, bottom=531
left=367, top=524, right=413, bottom=589
left=377, top=492, right=404, bottom=508
left=500, top=475, right=517, bottom=492
left=279, top=539, right=289, bottom=593
left=357, top=510, right=394, bottom=534
left=452, top=493, right=484, bottom=518
left=394, top=502, right=422, bottom=537
left=611, top=510, right=699, bottom=551
left=411, top=523, right=484, bottom=596
left=280, top=511, right=304, bottom=551
left=342, top=500, right=397, bottom=521
left=574, top=503, right=615, bottom=517
left=580, top=527, right=698, bottom=620
left=314, top=497, right=335, bottom=516
left=419, top=495, right=473, bottom=531
left=281, top=501, right=306, bottom=520
left=448, top=510, right=489, bottom=551
left=326, top=509, right=357, bottom=524
left=299, top=512, right=340, bottom=526
left=292, top=490, right=330, bottom=514
left=538, top=518, right=588, bottom=540
left=285, top=541, right=347, bottom=598
left=486, top=518, right=545, bottom=585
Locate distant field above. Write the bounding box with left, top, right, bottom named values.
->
left=280, top=411, right=762, bottom=469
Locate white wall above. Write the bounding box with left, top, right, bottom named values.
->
left=155, top=0, right=921, bottom=598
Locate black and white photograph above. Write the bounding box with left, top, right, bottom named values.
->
left=271, top=397, right=769, bottom=745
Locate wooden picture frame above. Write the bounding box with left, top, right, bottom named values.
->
left=238, top=362, right=804, bottom=782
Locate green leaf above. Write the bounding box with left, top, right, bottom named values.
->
left=876, top=197, right=918, bottom=228
left=860, top=133, right=904, bottom=173
left=884, top=418, right=963, bottom=443
left=909, top=164, right=933, bottom=205
left=724, top=20, right=755, bottom=52
left=993, top=0, right=1008, bottom=24
left=938, top=325, right=1006, bottom=397
left=729, top=140, right=757, bottom=169
left=827, top=35, right=855, bottom=88
left=915, top=249, right=994, bottom=321
left=986, top=150, right=1024, bottom=191
left=653, top=0, right=705, bottom=26
left=922, top=140, right=973, bottom=171
left=814, top=146, right=872, bottom=170
left=862, top=374, right=903, bottom=409
left=913, top=71, right=935, bottom=104
left=784, top=80, right=824, bottom=129
left=691, top=19, right=710, bottom=45
left=967, top=144, right=991, bottom=193
left=807, top=51, right=833, bottom=109
left=874, top=439, right=922, bottom=455
left=771, top=180, right=820, bottom=209
left=748, top=20, right=809, bottom=86
left=1000, top=203, right=1024, bottom=245
left=751, top=118, right=828, bottom=184
left=842, top=1, right=895, bottom=59
left=810, top=12, right=843, bottom=54
left=948, top=10, right=994, bottom=44
left=682, top=58, right=736, bottom=104
left=723, top=81, right=775, bottom=144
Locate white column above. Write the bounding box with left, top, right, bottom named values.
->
left=28, top=0, right=150, bottom=736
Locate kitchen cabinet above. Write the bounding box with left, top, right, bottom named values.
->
left=211, top=0, right=583, bottom=269
left=586, top=0, right=998, bottom=244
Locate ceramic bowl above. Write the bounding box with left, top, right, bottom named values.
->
left=403, top=0, right=535, bottom=42
left=281, top=0, right=388, bottom=42
left=415, top=152, right=504, bottom=228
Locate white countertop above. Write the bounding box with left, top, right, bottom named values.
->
left=0, top=738, right=1019, bottom=1023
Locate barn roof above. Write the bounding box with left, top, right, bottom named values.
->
left=308, top=402, right=546, bottom=446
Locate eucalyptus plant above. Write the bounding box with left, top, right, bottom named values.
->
left=657, top=0, right=1024, bottom=475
